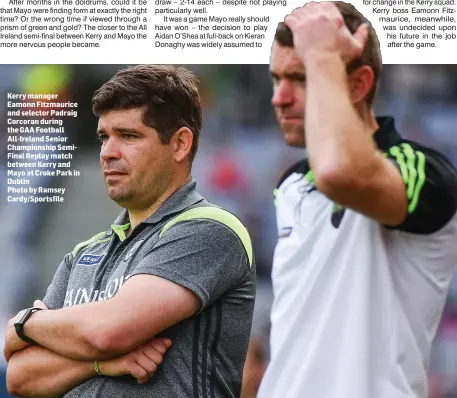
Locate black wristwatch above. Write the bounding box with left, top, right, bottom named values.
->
left=14, top=307, right=43, bottom=344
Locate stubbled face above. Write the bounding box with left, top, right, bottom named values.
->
left=98, top=107, right=174, bottom=210
left=270, top=42, right=306, bottom=148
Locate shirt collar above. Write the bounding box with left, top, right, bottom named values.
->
left=373, top=116, right=402, bottom=151
left=111, top=179, right=204, bottom=231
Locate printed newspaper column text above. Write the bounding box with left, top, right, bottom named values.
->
left=0, top=0, right=147, bottom=49
left=155, top=0, right=286, bottom=50
left=364, top=0, right=456, bottom=49
left=6, top=93, right=80, bottom=204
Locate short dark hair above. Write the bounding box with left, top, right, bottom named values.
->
left=274, top=1, right=382, bottom=106
left=92, top=64, right=202, bottom=165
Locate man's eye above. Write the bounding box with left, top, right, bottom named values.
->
left=98, top=135, right=108, bottom=142
left=293, top=78, right=306, bottom=87
left=123, top=134, right=136, bottom=139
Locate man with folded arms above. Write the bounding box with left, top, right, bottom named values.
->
left=5, top=64, right=255, bottom=398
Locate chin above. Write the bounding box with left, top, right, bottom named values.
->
left=107, top=187, right=133, bottom=205
left=279, top=121, right=305, bottom=146
left=283, top=130, right=306, bottom=148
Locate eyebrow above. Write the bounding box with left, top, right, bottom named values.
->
left=96, top=127, right=139, bottom=136
left=270, top=71, right=306, bottom=81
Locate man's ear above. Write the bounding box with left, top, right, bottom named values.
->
left=171, top=127, right=193, bottom=164
left=348, top=65, right=375, bottom=105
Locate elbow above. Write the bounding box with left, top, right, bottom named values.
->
left=57, top=321, right=116, bottom=360
left=7, top=367, right=58, bottom=398
left=86, top=324, right=134, bottom=358
left=7, top=361, right=29, bottom=397
left=6, top=371, right=20, bottom=397
left=312, top=148, right=382, bottom=200
left=313, top=163, right=357, bottom=200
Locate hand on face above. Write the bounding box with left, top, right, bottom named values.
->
left=284, top=2, right=369, bottom=65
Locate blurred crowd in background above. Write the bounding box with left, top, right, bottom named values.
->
left=0, top=64, right=457, bottom=397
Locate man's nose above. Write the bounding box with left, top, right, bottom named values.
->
left=272, top=80, right=294, bottom=107
left=100, top=137, right=121, bottom=162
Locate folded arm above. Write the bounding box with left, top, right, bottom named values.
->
left=7, top=331, right=171, bottom=397
left=20, top=274, right=200, bottom=361
left=7, top=217, right=249, bottom=367
left=6, top=345, right=95, bottom=398
left=15, top=218, right=249, bottom=361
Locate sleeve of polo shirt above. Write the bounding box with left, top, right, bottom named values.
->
left=384, top=141, right=457, bottom=234
left=42, top=253, right=72, bottom=310
left=130, top=219, right=252, bottom=310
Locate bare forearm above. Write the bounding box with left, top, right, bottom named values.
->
left=19, top=275, right=195, bottom=361
left=23, top=306, right=116, bottom=361
left=6, top=345, right=96, bottom=398
left=305, top=52, right=376, bottom=176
